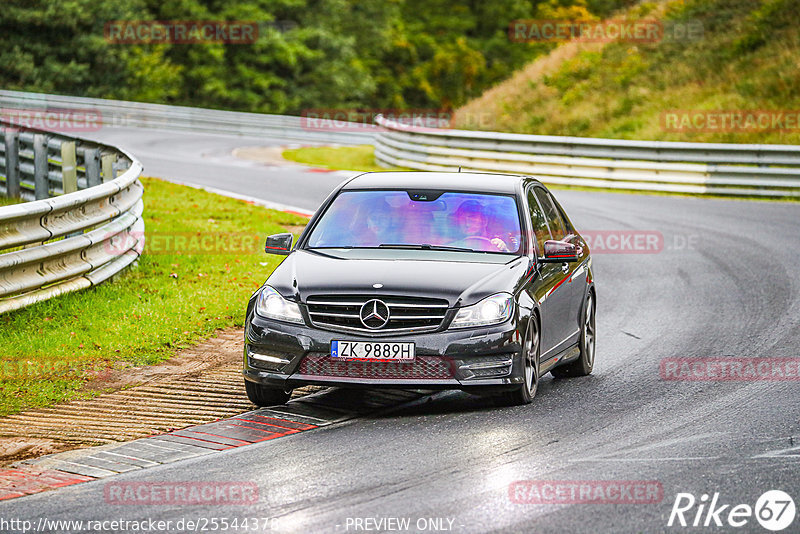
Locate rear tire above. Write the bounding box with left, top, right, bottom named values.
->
left=551, top=291, right=595, bottom=378
left=498, top=317, right=539, bottom=406
left=244, top=380, right=291, bottom=406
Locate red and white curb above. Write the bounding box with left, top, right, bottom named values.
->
left=0, top=388, right=424, bottom=501
left=0, top=467, right=93, bottom=501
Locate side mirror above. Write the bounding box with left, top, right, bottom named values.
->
left=539, top=240, right=580, bottom=263
left=265, top=233, right=293, bottom=255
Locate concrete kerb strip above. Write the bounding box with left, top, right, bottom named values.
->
left=0, top=388, right=426, bottom=501
left=164, top=179, right=316, bottom=218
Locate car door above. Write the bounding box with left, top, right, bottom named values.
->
left=532, top=186, right=577, bottom=358
left=549, top=191, right=590, bottom=341
left=524, top=187, right=563, bottom=358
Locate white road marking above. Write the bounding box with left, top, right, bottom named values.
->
left=753, top=445, right=800, bottom=458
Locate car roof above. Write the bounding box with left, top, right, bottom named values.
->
left=342, top=171, right=533, bottom=194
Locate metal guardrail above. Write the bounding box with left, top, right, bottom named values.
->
left=0, top=90, right=377, bottom=145
left=0, top=121, right=144, bottom=314
left=374, top=115, right=800, bottom=197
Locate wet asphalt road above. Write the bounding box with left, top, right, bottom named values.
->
left=2, top=128, right=799, bottom=533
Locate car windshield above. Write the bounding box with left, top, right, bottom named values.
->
left=306, top=190, right=522, bottom=254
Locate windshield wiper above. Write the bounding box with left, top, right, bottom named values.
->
left=378, top=243, right=476, bottom=252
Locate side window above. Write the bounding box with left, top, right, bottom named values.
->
left=534, top=187, right=567, bottom=240
left=549, top=194, right=574, bottom=235
left=527, top=189, right=551, bottom=255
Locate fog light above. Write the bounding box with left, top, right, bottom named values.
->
left=247, top=348, right=291, bottom=370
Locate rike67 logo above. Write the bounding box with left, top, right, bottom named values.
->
left=668, top=490, right=796, bottom=531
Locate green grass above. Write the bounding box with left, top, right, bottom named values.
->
left=0, top=196, right=23, bottom=207
left=454, top=0, right=800, bottom=145
left=0, top=177, right=308, bottom=416
left=282, top=145, right=400, bottom=172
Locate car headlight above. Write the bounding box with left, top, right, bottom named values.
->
left=450, top=293, right=513, bottom=329
left=255, top=286, right=304, bottom=324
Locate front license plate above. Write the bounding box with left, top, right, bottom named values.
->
left=331, top=341, right=415, bottom=361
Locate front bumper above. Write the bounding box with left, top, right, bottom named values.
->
left=243, top=313, right=526, bottom=392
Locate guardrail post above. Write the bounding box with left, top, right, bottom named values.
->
left=33, top=133, right=49, bottom=200
left=3, top=130, right=20, bottom=198
left=60, top=140, right=77, bottom=193
left=101, top=153, right=115, bottom=182
left=84, top=147, right=101, bottom=187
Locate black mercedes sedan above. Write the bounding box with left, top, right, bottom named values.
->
left=243, top=172, right=595, bottom=406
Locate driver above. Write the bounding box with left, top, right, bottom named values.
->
left=451, top=200, right=510, bottom=252
left=355, top=199, right=394, bottom=246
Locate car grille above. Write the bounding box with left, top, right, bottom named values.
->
left=305, top=295, right=449, bottom=334
left=298, top=354, right=456, bottom=380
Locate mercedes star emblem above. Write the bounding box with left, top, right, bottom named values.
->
left=359, top=299, right=390, bottom=329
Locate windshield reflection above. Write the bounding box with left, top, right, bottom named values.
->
left=307, top=191, right=522, bottom=254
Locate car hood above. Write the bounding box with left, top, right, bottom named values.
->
left=265, top=249, right=528, bottom=307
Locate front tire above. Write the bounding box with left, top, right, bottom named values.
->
left=244, top=380, right=291, bottom=406
left=499, top=317, right=540, bottom=406
left=551, top=291, right=595, bottom=378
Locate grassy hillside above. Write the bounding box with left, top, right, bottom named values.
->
left=453, top=0, right=800, bottom=144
